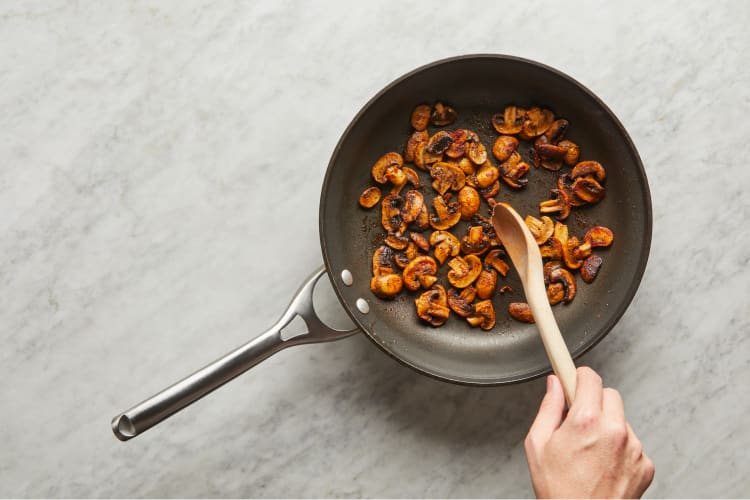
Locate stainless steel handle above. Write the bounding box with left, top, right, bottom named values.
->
left=111, top=267, right=359, bottom=441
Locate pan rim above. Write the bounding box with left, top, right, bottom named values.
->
left=319, top=53, right=652, bottom=386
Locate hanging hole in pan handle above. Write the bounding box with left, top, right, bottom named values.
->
left=111, top=266, right=360, bottom=441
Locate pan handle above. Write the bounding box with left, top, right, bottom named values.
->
left=111, top=267, right=359, bottom=441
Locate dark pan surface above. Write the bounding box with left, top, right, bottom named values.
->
left=320, top=55, right=651, bottom=385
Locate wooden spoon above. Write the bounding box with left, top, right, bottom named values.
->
left=492, top=203, right=577, bottom=404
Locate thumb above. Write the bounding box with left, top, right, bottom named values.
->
left=528, top=375, right=566, bottom=444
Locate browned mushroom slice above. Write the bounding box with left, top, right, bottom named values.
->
left=430, top=162, right=466, bottom=195
left=447, top=254, right=482, bottom=288
left=470, top=214, right=499, bottom=246
left=429, top=195, right=461, bottom=230
left=558, top=140, right=580, bottom=167
left=520, top=107, right=555, bottom=139
left=445, top=129, right=468, bottom=159
left=372, top=245, right=397, bottom=277
left=571, top=160, right=606, bottom=182
left=447, top=286, right=477, bottom=318
left=426, top=131, right=454, bottom=155
left=405, top=241, right=419, bottom=260
left=384, top=233, right=409, bottom=250
left=584, top=226, right=614, bottom=248
left=371, top=152, right=403, bottom=184
left=484, top=249, right=509, bottom=276
left=548, top=267, right=577, bottom=303
left=543, top=119, right=569, bottom=144
left=543, top=260, right=563, bottom=285
left=535, top=143, right=565, bottom=171
left=370, top=274, right=403, bottom=299
left=457, top=157, right=475, bottom=176
left=429, top=230, right=460, bottom=264
left=468, top=299, right=495, bottom=330
left=457, top=186, right=481, bottom=220
left=380, top=194, right=405, bottom=233
left=466, top=140, right=488, bottom=165
left=409, top=232, right=430, bottom=252
left=546, top=283, right=565, bottom=305
left=359, top=186, right=381, bottom=208
left=492, top=105, right=525, bottom=135
left=393, top=252, right=410, bottom=269
left=413, top=142, right=428, bottom=170
left=461, top=225, right=491, bottom=255
left=539, top=189, right=571, bottom=220
left=384, top=165, right=407, bottom=193
left=415, top=285, right=450, bottom=327
left=524, top=215, right=554, bottom=245
left=405, top=130, right=429, bottom=162
left=580, top=254, right=603, bottom=283
left=499, top=152, right=530, bottom=188
left=573, top=240, right=592, bottom=260
left=557, top=174, right=587, bottom=207
left=479, top=180, right=500, bottom=200
left=411, top=203, right=429, bottom=231
left=539, top=238, right=563, bottom=260
left=508, top=302, right=535, bottom=323
left=401, top=190, right=425, bottom=225
left=430, top=102, right=457, bottom=126
left=562, top=236, right=583, bottom=270
left=475, top=267, right=498, bottom=300
left=492, top=135, right=519, bottom=162
left=475, top=162, right=500, bottom=188
left=572, top=176, right=606, bottom=203
left=410, top=104, right=432, bottom=131
left=402, top=255, right=438, bottom=291
left=402, top=166, right=422, bottom=189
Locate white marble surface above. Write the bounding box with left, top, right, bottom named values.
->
left=1, top=1, right=749, bottom=497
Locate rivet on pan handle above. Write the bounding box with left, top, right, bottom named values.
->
left=111, top=267, right=359, bottom=441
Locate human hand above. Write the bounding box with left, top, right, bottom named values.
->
left=524, top=367, right=654, bottom=499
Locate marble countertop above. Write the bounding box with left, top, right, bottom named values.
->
left=2, top=1, right=748, bottom=497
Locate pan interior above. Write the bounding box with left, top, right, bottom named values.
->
left=320, top=56, right=651, bottom=385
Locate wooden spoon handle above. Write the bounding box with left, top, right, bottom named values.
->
left=527, top=288, right=577, bottom=405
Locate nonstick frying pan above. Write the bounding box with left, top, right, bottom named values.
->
left=112, top=54, right=651, bottom=441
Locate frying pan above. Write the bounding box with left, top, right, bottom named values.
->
left=112, top=54, right=651, bottom=441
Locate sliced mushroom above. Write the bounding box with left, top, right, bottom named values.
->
left=458, top=157, right=475, bottom=176
left=426, top=131, right=453, bottom=156
left=401, top=190, right=425, bottom=225
left=415, top=285, right=451, bottom=327
left=524, top=215, right=554, bottom=245
left=479, top=180, right=500, bottom=200
left=370, top=274, right=403, bottom=299
left=467, top=299, right=495, bottom=331
left=558, top=140, right=580, bottom=167
left=402, top=166, right=422, bottom=189
left=409, top=232, right=430, bottom=252
left=584, top=226, right=614, bottom=248
left=458, top=186, right=481, bottom=220
left=429, top=195, right=461, bottom=230
left=412, top=203, right=430, bottom=231
left=492, top=105, right=525, bottom=135
left=535, top=143, right=565, bottom=171
left=546, top=283, right=565, bottom=305
left=572, top=176, right=605, bottom=203
left=430, top=102, right=457, bottom=126
left=548, top=267, right=577, bottom=303
left=393, top=252, right=410, bottom=269
left=475, top=268, right=498, bottom=300
left=381, top=194, right=405, bottom=233
left=573, top=240, right=592, bottom=260
left=372, top=245, right=397, bottom=276
left=446, top=129, right=468, bottom=159
left=543, top=260, right=563, bottom=285
left=580, top=254, right=603, bottom=283
left=410, top=104, right=432, bottom=131
left=461, top=225, right=491, bottom=255
left=543, top=119, right=569, bottom=144
left=553, top=222, right=569, bottom=246
left=402, top=255, right=438, bottom=291
left=499, top=152, right=530, bottom=188
left=384, top=165, right=407, bottom=192
left=405, top=241, right=419, bottom=260
left=508, top=302, right=535, bottom=323
left=466, top=140, right=488, bottom=165
left=405, top=130, right=429, bottom=162
left=492, top=135, right=519, bottom=162
left=430, top=162, right=466, bottom=195
left=539, top=189, right=571, bottom=220
left=484, top=249, right=509, bottom=276
left=571, top=160, right=606, bottom=182
left=359, top=186, right=381, bottom=208
left=475, top=162, right=500, bottom=188
left=371, top=152, right=403, bottom=184
left=429, top=230, right=461, bottom=264
left=539, top=238, right=563, bottom=260
left=562, top=236, right=583, bottom=270
left=447, top=286, right=477, bottom=318
left=470, top=214, right=499, bottom=247
left=520, top=107, right=555, bottom=139
left=447, top=254, right=482, bottom=288
left=557, top=174, right=587, bottom=207
left=384, top=233, right=409, bottom=250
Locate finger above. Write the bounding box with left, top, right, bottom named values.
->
left=527, top=375, right=566, bottom=445
left=569, top=366, right=603, bottom=417
left=602, top=387, right=625, bottom=421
